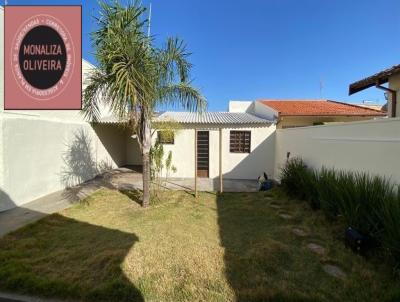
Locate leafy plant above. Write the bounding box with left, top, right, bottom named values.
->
left=280, top=158, right=319, bottom=208
left=315, top=167, right=340, bottom=219
left=150, top=143, right=177, bottom=194
left=337, top=172, right=394, bottom=237
left=280, top=157, right=308, bottom=198
left=82, top=1, right=206, bottom=207
left=150, top=141, right=164, bottom=182
left=165, top=151, right=177, bottom=183
left=375, top=187, right=400, bottom=268
left=280, top=157, right=400, bottom=270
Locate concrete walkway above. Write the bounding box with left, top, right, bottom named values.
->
left=0, top=291, right=63, bottom=302
left=0, top=167, right=259, bottom=237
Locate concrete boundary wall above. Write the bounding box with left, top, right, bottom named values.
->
left=274, top=118, right=400, bottom=184
left=0, top=115, right=126, bottom=211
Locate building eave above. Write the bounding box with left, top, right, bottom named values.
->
left=349, top=64, right=400, bottom=95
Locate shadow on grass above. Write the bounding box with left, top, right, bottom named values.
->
left=0, top=212, right=144, bottom=302
left=119, top=189, right=143, bottom=207
left=216, top=192, right=319, bottom=302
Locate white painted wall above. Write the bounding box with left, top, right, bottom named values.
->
left=253, top=102, right=279, bottom=120
left=0, top=116, right=126, bottom=211
left=228, top=101, right=253, bottom=112
left=156, top=124, right=276, bottom=180
left=126, top=134, right=142, bottom=165
left=389, top=73, right=400, bottom=118
left=228, top=100, right=279, bottom=121
left=274, top=118, right=400, bottom=184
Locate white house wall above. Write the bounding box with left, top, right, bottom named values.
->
left=389, top=73, right=400, bottom=118
left=228, top=100, right=279, bottom=121
left=253, top=102, right=278, bottom=120
left=228, top=101, right=253, bottom=113
left=274, top=118, right=400, bottom=184
left=156, top=124, right=276, bottom=180
left=126, top=134, right=143, bottom=165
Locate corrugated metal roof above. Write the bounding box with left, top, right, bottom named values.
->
left=155, top=112, right=271, bottom=124
left=95, top=115, right=127, bottom=124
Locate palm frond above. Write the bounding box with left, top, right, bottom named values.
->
left=158, top=82, right=207, bottom=112
left=158, top=37, right=192, bottom=83
left=82, top=69, right=108, bottom=122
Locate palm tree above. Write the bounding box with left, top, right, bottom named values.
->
left=82, top=1, right=206, bottom=207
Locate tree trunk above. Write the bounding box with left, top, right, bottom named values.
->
left=141, top=116, right=152, bottom=207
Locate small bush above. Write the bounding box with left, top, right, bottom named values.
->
left=337, top=172, right=395, bottom=237
left=316, top=168, right=341, bottom=219
left=378, top=190, right=400, bottom=267
left=280, top=158, right=400, bottom=269
left=280, top=158, right=310, bottom=198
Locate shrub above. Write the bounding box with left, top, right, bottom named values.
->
left=377, top=189, right=400, bottom=268
left=280, top=158, right=400, bottom=269
left=336, top=172, right=395, bottom=237
left=280, top=158, right=308, bottom=198
left=280, top=158, right=320, bottom=208
left=313, top=167, right=341, bottom=219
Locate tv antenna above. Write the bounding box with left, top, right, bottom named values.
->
left=147, top=3, right=152, bottom=37
left=319, top=77, right=324, bottom=98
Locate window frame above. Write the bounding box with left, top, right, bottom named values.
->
left=229, top=130, right=251, bottom=153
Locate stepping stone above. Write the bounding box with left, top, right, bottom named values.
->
left=323, top=264, right=346, bottom=279
left=279, top=213, right=292, bottom=219
left=292, top=228, right=307, bottom=237
left=307, top=243, right=326, bottom=255
left=270, top=204, right=281, bottom=209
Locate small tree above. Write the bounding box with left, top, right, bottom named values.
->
left=82, top=1, right=206, bottom=207
left=150, top=141, right=164, bottom=192
left=165, top=151, right=177, bottom=183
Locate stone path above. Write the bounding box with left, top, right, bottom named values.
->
left=323, top=264, right=347, bottom=279
left=279, top=213, right=292, bottom=219
left=269, top=203, right=347, bottom=280
left=270, top=204, right=282, bottom=209
left=307, top=243, right=326, bottom=256
left=292, top=228, right=307, bottom=237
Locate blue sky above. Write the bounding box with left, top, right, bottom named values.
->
left=3, top=0, right=400, bottom=111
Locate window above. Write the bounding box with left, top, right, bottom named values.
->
left=157, top=131, right=174, bottom=144
left=230, top=131, right=251, bottom=153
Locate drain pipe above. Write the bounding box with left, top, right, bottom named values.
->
left=376, top=82, right=396, bottom=117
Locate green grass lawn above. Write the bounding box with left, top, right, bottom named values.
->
left=0, top=188, right=398, bottom=301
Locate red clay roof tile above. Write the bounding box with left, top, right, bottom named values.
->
left=259, top=99, right=386, bottom=116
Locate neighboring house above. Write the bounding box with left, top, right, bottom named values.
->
left=153, top=112, right=275, bottom=180
left=349, top=64, right=400, bottom=118
left=229, top=99, right=385, bottom=129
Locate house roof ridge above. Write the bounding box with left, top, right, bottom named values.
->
left=258, top=99, right=385, bottom=116
left=155, top=111, right=272, bottom=124
left=326, top=100, right=384, bottom=113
